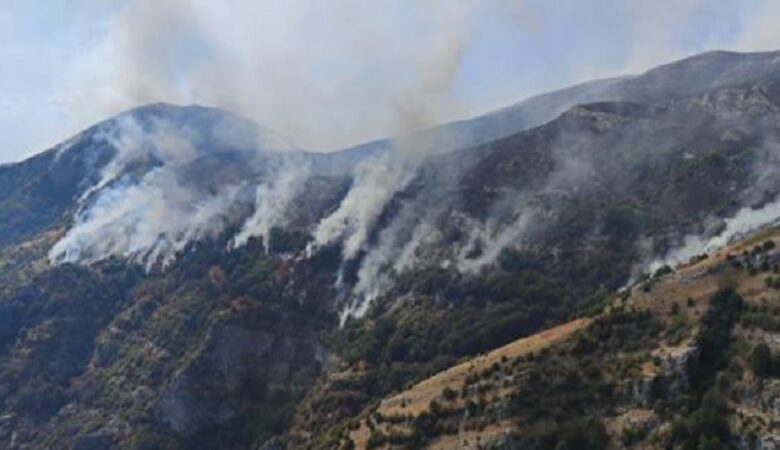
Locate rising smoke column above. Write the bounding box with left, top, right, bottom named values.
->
left=232, top=154, right=312, bottom=251
left=309, top=152, right=417, bottom=261
left=48, top=110, right=298, bottom=269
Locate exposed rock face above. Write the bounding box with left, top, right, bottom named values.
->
left=157, top=315, right=327, bottom=436
left=740, top=436, right=780, bottom=450
left=652, top=345, right=699, bottom=400
left=740, top=379, right=780, bottom=448
left=608, top=409, right=661, bottom=446
left=628, top=345, right=699, bottom=406
left=4, top=49, right=780, bottom=449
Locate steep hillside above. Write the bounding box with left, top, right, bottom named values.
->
left=341, top=50, right=780, bottom=158
left=327, top=226, right=780, bottom=449
left=0, top=235, right=339, bottom=450
left=1, top=50, right=780, bottom=449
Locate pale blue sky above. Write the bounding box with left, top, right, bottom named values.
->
left=1, top=0, right=779, bottom=162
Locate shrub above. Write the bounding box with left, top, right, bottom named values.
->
left=653, top=265, right=674, bottom=279
left=750, top=343, right=774, bottom=378
left=441, top=387, right=458, bottom=402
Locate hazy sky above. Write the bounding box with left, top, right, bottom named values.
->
left=1, top=0, right=780, bottom=163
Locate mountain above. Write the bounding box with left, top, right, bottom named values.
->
left=338, top=226, right=780, bottom=449
left=1, top=49, right=780, bottom=449
left=338, top=50, right=780, bottom=157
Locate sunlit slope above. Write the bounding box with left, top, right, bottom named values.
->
left=335, top=226, right=780, bottom=449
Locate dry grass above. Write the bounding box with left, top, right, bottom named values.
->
left=628, top=229, right=780, bottom=321
left=348, top=318, right=590, bottom=449
left=427, top=422, right=514, bottom=450
left=377, top=318, right=591, bottom=418
left=347, top=229, right=780, bottom=449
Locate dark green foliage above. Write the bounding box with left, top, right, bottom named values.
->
left=577, top=308, right=662, bottom=354
left=667, top=288, right=743, bottom=450
left=308, top=242, right=343, bottom=272
left=366, top=430, right=386, bottom=449
left=497, top=248, right=538, bottom=273
left=552, top=418, right=609, bottom=450
left=0, top=235, right=338, bottom=449
left=519, top=418, right=608, bottom=450
left=669, top=394, right=733, bottom=450
left=653, top=264, right=674, bottom=279
left=750, top=343, right=779, bottom=378
left=338, top=264, right=577, bottom=367
left=690, top=287, right=743, bottom=391
left=0, top=263, right=141, bottom=422
left=317, top=262, right=585, bottom=446
left=441, top=387, right=458, bottom=402
left=266, top=226, right=310, bottom=254
left=741, top=302, right=780, bottom=333
left=602, top=203, right=643, bottom=241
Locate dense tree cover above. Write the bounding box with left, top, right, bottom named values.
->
left=0, top=235, right=340, bottom=450
left=750, top=342, right=780, bottom=378
left=0, top=263, right=141, bottom=422
left=666, top=287, right=744, bottom=450
left=298, top=261, right=588, bottom=448
left=689, top=287, right=744, bottom=391
left=524, top=418, right=609, bottom=450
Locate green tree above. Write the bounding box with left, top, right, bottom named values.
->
left=750, top=343, right=773, bottom=378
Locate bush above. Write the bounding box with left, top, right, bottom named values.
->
left=750, top=343, right=775, bottom=378
left=549, top=418, right=608, bottom=450
left=366, top=430, right=386, bottom=449
left=693, top=287, right=743, bottom=385
left=653, top=265, right=674, bottom=279
left=441, top=387, right=458, bottom=402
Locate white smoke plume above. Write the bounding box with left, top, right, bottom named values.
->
left=57, top=0, right=530, bottom=153
left=647, top=197, right=780, bottom=272
left=457, top=210, right=535, bottom=273
left=48, top=112, right=291, bottom=269
left=50, top=169, right=246, bottom=270
left=232, top=156, right=312, bottom=251
left=310, top=153, right=417, bottom=261
left=344, top=205, right=439, bottom=317
left=308, top=0, right=474, bottom=261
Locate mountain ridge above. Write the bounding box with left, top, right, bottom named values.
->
left=2, top=48, right=780, bottom=449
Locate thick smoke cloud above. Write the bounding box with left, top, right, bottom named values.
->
left=45, top=0, right=780, bottom=322
left=58, top=0, right=526, bottom=153
left=49, top=112, right=293, bottom=269
left=310, top=153, right=416, bottom=261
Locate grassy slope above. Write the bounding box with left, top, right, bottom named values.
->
left=328, top=226, right=780, bottom=450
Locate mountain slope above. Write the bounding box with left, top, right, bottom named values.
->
left=335, top=226, right=780, bottom=449
left=1, top=49, right=780, bottom=449
left=340, top=50, right=780, bottom=158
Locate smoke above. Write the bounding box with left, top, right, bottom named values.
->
left=647, top=197, right=780, bottom=272
left=309, top=153, right=417, bottom=261
left=344, top=202, right=440, bottom=318
left=54, top=0, right=532, bottom=153
left=46, top=0, right=780, bottom=320
left=48, top=112, right=289, bottom=269
left=50, top=168, right=246, bottom=269
left=232, top=156, right=312, bottom=251
left=52, top=0, right=495, bottom=283
left=457, top=210, right=535, bottom=273
left=307, top=0, right=477, bottom=275
left=639, top=133, right=780, bottom=273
